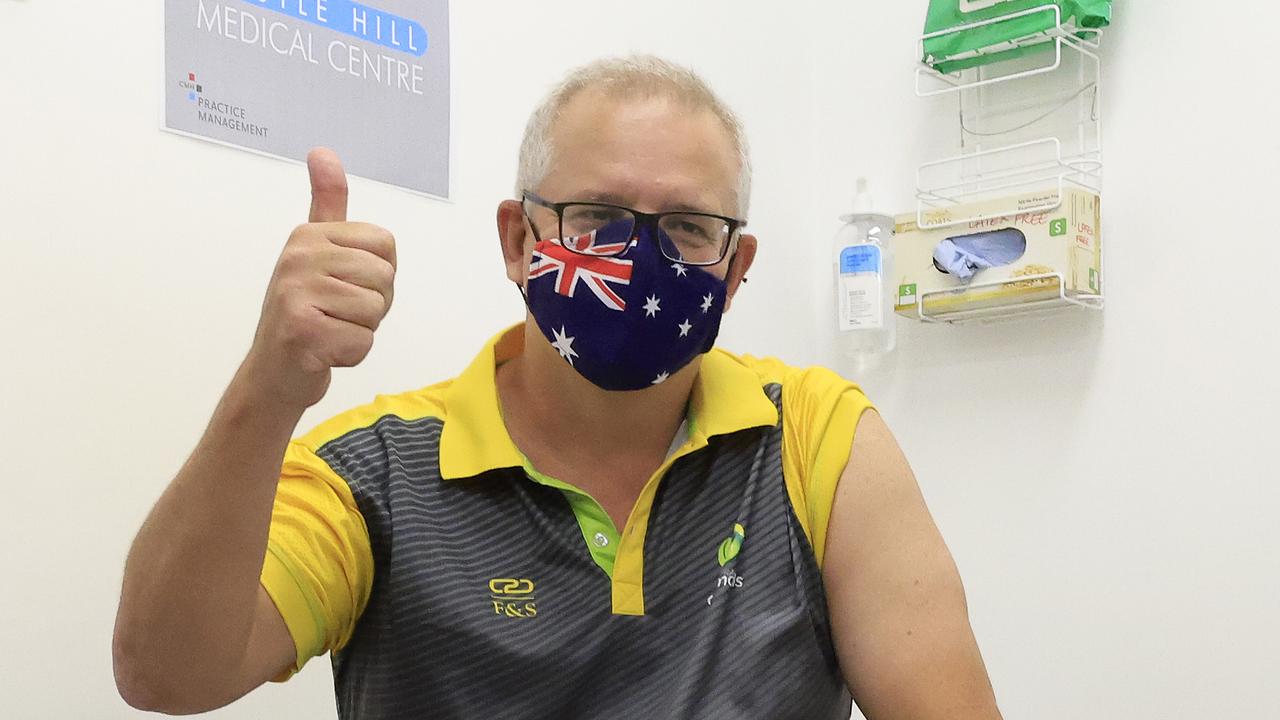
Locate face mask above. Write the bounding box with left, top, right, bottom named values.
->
left=521, top=217, right=728, bottom=392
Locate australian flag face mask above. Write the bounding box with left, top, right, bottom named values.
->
left=522, top=217, right=728, bottom=392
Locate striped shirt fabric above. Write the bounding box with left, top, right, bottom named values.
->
left=260, top=323, right=873, bottom=719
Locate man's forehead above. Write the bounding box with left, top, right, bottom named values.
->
left=553, top=87, right=732, bottom=146
left=543, top=90, right=739, bottom=214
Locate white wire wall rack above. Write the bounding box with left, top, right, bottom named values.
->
left=913, top=271, right=1104, bottom=325
left=906, top=2, right=1106, bottom=325
left=916, top=137, right=1100, bottom=229
left=914, top=4, right=1101, bottom=99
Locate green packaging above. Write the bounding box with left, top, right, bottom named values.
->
left=922, top=1, right=1111, bottom=74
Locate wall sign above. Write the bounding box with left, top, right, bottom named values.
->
left=164, top=0, right=450, bottom=197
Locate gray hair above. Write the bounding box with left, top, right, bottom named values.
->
left=515, top=54, right=752, bottom=219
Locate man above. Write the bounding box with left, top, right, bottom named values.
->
left=113, top=55, right=1002, bottom=719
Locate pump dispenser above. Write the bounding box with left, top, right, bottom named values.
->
left=832, top=178, right=896, bottom=370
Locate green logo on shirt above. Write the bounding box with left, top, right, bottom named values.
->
left=717, top=523, right=746, bottom=566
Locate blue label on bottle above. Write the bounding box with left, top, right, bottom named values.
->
left=839, top=245, right=880, bottom=274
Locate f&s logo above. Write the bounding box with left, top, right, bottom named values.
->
left=488, top=578, right=537, bottom=619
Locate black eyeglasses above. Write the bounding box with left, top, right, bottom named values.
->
left=521, top=191, right=745, bottom=267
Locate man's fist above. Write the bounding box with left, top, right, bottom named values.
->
left=245, top=148, right=397, bottom=409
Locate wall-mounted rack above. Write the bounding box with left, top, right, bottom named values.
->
left=912, top=271, right=1104, bottom=324
left=916, top=137, right=1100, bottom=229
left=905, top=3, right=1106, bottom=325
left=915, top=4, right=1101, bottom=99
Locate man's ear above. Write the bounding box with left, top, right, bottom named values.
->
left=723, top=233, right=757, bottom=313
left=497, top=199, right=529, bottom=285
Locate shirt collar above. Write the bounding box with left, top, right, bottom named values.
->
left=688, top=347, right=780, bottom=442
left=438, top=323, right=779, bottom=481
left=438, top=323, right=526, bottom=480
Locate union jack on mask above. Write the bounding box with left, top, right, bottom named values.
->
left=523, top=218, right=727, bottom=391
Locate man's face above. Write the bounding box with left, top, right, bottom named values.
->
left=517, top=89, right=745, bottom=283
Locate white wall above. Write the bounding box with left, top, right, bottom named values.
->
left=1, top=1, right=1276, bottom=718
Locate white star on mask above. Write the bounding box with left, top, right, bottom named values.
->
left=551, top=326, right=578, bottom=365
left=671, top=262, right=688, bottom=277
left=651, top=372, right=670, bottom=385
left=701, top=293, right=714, bottom=313
left=678, top=319, right=693, bottom=337
left=643, top=295, right=662, bottom=318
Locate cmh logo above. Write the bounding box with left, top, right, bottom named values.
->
left=178, top=72, right=203, bottom=102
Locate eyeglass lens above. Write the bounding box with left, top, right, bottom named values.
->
left=560, top=205, right=730, bottom=265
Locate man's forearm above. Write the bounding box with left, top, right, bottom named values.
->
left=112, top=360, right=304, bottom=704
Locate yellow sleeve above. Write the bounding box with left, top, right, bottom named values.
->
left=780, top=366, right=874, bottom=569
left=739, top=356, right=875, bottom=569
left=259, top=440, right=374, bottom=681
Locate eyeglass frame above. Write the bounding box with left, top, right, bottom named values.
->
left=520, top=190, right=747, bottom=267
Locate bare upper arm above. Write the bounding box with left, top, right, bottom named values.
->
left=189, top=584, right=298, bottom=711
left=128, top=584, right=297, bottom=713
left=822, top=410, right=1002, bottom=720
left=239, top=583, right=300, bottom=691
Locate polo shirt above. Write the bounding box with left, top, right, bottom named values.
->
left=261, top=323, right=873, bottom=719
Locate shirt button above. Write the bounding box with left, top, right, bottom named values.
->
left=593, top=532, right=610, bottom=548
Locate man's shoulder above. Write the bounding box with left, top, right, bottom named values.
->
left=294, top=376, right=458, bottom=452
left=708, top=347, right=868, bottom=402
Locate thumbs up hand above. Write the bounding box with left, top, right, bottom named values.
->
left=245, top=148, right=397, bottom=410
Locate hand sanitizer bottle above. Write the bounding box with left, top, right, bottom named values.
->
left=833, top=178, right=896, bottom=371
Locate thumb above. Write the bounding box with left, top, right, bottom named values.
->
left=307, top=147, right=348, bottom=223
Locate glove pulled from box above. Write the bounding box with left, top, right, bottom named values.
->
left=932, top=227, right=1028, bottom=282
